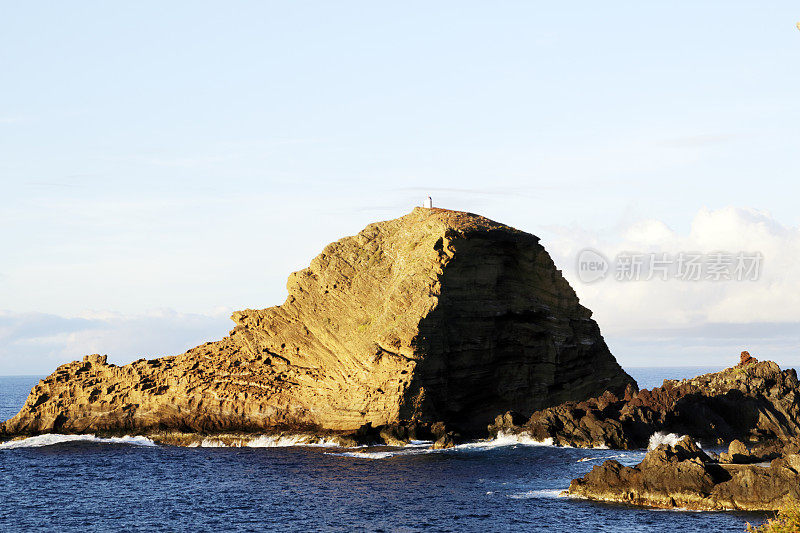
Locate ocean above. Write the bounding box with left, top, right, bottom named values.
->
left=0, top=368, right=769, bottom=532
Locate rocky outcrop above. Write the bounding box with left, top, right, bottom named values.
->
left=568, top=436, right=800, bottom=511
left=739, top=350, right=758, bottom=366
left=0, top=208, right=634, bottom=441
left=490, top=357, right=800, bottom=449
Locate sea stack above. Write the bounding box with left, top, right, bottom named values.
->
left=0, top=208, right=634, bottom=440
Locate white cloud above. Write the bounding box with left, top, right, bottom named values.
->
left=543, top=206, right=800, bottom=369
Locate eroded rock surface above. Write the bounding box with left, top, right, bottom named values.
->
left=490, top=357, right=800, bottom=449
left=568, top=436, right=800, bottom=511
left=1, top=208, right=633, bottom=440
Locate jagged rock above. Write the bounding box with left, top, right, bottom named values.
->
left=0, top=208, right=633, bottom=441
left=568, top=436, right=800, bottom=511
left=494, top=356, right=800, bottom=449
left=487, top=411, right=528, bottom=436
left=753, top=437, right=800, bottom=458
left=430, top=421, right=462, bottom=449
left=739, top=350, right=758, bottom=366
left=432, top=433, right=458, bottom=450
left=719, top=439, right=758, bottom=464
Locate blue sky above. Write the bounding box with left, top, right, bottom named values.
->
left=1, top=2, right=799, bottom=374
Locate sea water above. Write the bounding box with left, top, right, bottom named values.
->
left=0, top=370, right=767, bottom=532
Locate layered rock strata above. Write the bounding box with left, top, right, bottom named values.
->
left=1, top=208, right=634, bottom=441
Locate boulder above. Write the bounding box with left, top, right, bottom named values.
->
left=720, top=439, right=757, bottom=464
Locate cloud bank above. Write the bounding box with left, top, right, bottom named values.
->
left=543, top=206, right=800, bottom=368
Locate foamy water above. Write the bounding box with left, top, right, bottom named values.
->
left=507, top=489, right=565, bottom=499
left=648, top=431, right=688, bottom=450
left=570, top=432, right=701, bottom=461
left=328, top=431, right=555, bottom=459
left=0, top=434, right=157, bottom=449
left=189, top=434, right=343, bottom=448
left=577, top=453, right=632, bottom=463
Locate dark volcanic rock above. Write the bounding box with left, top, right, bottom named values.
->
left=491, top=357, right=800, bottom=449
left=568, top=436, right=800, bottom=511
left=0, top=208, right=634, bottom=442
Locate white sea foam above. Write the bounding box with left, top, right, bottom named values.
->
left=188, top=439, right=225, bottom=448
left=246, top=435, right=341, bottom=448
left=326, top=431, right=555, bottom=459
left=189, top=434, right=343, bottom=448
left=0, top=434, right=156, bottom=450
left=463, top=431, right=554, bottom=449
left=647, top=431, right=684, bottom=450
left=335, top=450, right=402, bottom=459
left=507, top=489, right=564, bottom=499
left=576, top=453, right=633, bottom=463
left=650, top=507, right=707, bottom=513
left=646, top=431, right=705, bottom=451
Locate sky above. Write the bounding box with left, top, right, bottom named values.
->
left=1, top=2, right=799, bottom=374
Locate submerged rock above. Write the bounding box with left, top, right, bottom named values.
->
left=0, top=208, right=633, bottom=441
left=492, top=356, right=800, bottom=449
left=568, top=436, right=800, bottom=511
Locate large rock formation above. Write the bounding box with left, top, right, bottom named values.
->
left=0, top=208, right=633, bottom=441
left=568, top=436, right=800, bottom=511
left=490, top=356, right=800, bottom=449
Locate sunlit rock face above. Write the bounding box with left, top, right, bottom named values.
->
left=1, top=208, right=633, bottom=438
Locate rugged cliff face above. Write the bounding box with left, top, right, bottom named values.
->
left=0, top=208, right=634, bottom=439
left=490, top=355, right=800, bottom=449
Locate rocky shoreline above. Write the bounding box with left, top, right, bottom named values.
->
left=567, top=435, right=800, bottom=511
left=489, top=352, right=800, bottom=450
left=5, top=351, right=800, bottom=512
left=0, top=416, right=471, bottom=449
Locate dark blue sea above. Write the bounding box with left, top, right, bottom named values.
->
left=0, top=368, right=769, bottom=532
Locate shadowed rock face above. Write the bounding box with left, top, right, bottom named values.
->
left=0, top=208, right=634, bottom=439
left=568, top=436, right=800, bottom=511
left=490, top=359, right=800, bottom=449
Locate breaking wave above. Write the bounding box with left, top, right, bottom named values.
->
left=577, top=453, right=630, bottom=463
left=0, top=434, right=156, bottom=450
left=188, top=434, right=343, bottom=448
left=328, top=431, right=554, bottom=459
left=647, top=431, right=703, bottom=452
left=647, top=432, right=686, bottom=450
left=469, top=431, right=554, bottom=448
left=507, top=489, right=564, bottom=499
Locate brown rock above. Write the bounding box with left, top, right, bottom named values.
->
left=568, top=436, right=800, bottom=511
left=503, top=357, right=800, bottom=449
left=0, top=208, right=634, bottom=441
left=739, top=350, right=758, bottom=366
left=487, top=411, right=528, bottom=436
left=432, top=431, right=460, bottom=449
left=720, top=439, right=757, bottom=464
